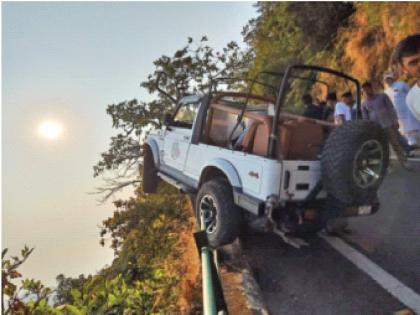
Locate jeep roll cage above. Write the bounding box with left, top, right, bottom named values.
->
left=207, top=64, right=361, bottom=158
left=162, top=64, right=361, bottom=159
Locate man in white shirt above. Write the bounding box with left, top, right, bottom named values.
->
left=393, top=34, right=420, bottom=122
left=384, top=72, right=419, bottom=147
left=334, top=92, right=354, bottom=125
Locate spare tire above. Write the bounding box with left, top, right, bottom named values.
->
left=321, top=120, right=389, bottom=205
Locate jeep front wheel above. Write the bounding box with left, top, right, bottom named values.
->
left=142, top=145, right=159, bottom=193
left=196, top=179, right=242, bottom=248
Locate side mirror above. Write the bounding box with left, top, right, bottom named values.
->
left=164, top=113, right=173, bottom=128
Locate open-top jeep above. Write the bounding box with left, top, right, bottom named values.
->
left=143, top=64, right=389, bottom=248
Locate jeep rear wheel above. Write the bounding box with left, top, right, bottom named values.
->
left=196, top=179, right=242, bottom=248
left=142, top=145, right=159, bottom=193
left=321, top=120, right=389, bottom=205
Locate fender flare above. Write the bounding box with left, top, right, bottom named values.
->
left=199, top=158, right=242, bottom=189
left=145, top=138, right=160, bottom=168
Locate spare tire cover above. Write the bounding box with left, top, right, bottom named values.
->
left=321, top=120, right=389, bottom=205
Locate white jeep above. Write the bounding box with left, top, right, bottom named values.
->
left=143, top=65, right=388, bottom=247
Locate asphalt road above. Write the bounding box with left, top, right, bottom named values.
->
left=241, top=160, right=420, bottom=315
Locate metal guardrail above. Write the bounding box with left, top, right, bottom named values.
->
left=194, top=215, right=227, bottom=315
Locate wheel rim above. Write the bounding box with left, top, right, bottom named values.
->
left=199, top=194, right=218, bottom=234
left=352, top=139, right=384, bottom=189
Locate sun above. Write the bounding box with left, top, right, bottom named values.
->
left=38, top=121, right=63, bottom=140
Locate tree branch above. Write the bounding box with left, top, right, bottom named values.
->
left=90, top=179, right=142, bottom=204
left=155, top=72, right=178, bottom=104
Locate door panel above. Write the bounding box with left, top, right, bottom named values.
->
left=162, top=127, right=192, bottom=171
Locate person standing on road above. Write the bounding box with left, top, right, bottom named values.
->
left=384, top=71, right=420, bottom=148
left=323, top=92, right=337, bottom=122
left=302, top=94, right=323, bottom=120
left=334, top=92, right=354, bottom=125
left=361, top=82, right=408, bottom=166
left=392, top=34, right=420, bottom=126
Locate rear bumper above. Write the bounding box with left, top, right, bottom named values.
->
left=233, top=187, right=380, bottom=219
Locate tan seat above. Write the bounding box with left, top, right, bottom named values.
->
left=206, top=100, right=324, bottom=159
left=240, top=121, right=261, bottom=152
left=251, top=119, right=323, bottom=160
left=279, top=121, right=323, bottom=160
left=206, top=102, right=268, bottom=149
left=207, top=107, right=234, bottom=147
left=252, top=119, right=272, bottom=156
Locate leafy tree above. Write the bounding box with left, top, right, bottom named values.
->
left=93, top=37, right=251, bottom=200
left=2, top=227, right=192, bottom=314
left=98, top=184, right=187, bottom=275
left=2, top=246, right=33, bottom=314
left=244, top=2, right=420, bottom=92
left=2, top=247, right=60, bottom=315
left=243, top=2, right=354, bottom=75
left=286, top=2, right=355, bottom=50
left=54, top=274, right=87, bottom=306
left=56, top=272, right=178, bottom=315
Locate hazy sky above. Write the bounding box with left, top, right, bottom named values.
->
left=2, top=2, right=257, bottom=286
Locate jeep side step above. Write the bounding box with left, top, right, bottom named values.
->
left=157, top=171, right=196, bottom=194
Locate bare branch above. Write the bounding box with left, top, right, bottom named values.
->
left=90, top=179, right=142, bottom=204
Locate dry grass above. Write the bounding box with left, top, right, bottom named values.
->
left=167, top=197, right=202, bottom=315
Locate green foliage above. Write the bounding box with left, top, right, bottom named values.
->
left=243, top=2, right=354, bottom=74
left=101, top=190, right=184, bottom=263
left=243, top=2, right=420, bottom=103
left=55, top=274, right=87, bottom=305
left=1, top=246, right=62, bottom=315
left=41, top=188, right=191, bottom=314
left=55, top=273, right=177, bottom=315
left=242, top=2, right=356, bottom=106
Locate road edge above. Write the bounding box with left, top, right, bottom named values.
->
left=219, top=238, right=270, bottom=315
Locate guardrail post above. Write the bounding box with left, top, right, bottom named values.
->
left=200, top=215, right=217, bottom=315
left=194, top=213, right=228, bottom=314
left=201, top=245, right=217, bottom=315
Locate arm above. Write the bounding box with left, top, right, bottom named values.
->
left=406, top=90, right=420, bottom=122
left=402, top=82, right=411, bottom=94
left=334, top=103, right=345, bottom=125
left=361, top=102, right=369, bottom=120
left=335, top=115, right=345, bottom=125
left=383, top=94, right=399, bottom=126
